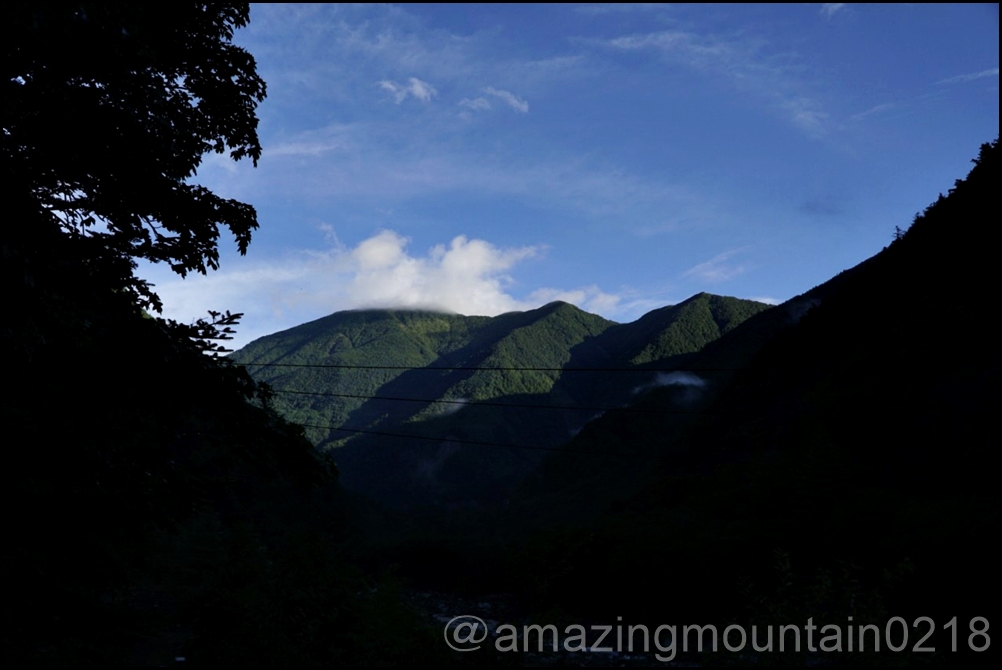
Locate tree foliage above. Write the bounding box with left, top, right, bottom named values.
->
left=4, top=3, right=266, bottom=310
left=1, top=6, right=365, bottom=664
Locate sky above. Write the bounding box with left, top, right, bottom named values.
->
left=138, top=3, right=999, bottom=350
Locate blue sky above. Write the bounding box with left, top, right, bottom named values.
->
left=140, top=3, right=999, bottom=349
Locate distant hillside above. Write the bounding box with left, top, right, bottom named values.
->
left=513, top=289, right=834, bottom=524
left=233, top=295, right=771, bottom=507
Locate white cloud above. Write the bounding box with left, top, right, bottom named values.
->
left=459, top=97, right=492, bottom=111
left=407, top=77, right=438, bottom=101
left=379, top=76, right=438, bottom=103
left=936, top=67, right=999, bottom=85
left=267, top=139, right=348, bottom=157
left=435, top=397, right=469, bottom=416
left=819, top=4, right=846, bottom=20
left=748, top=295, right=781, bottom=306
left=379, top=80, right=408, bottom=103
left=346, top=231, right=538, bottom=314
left=632, top=371, right=707, bottom=397
left=142, top=230, right=626, bottom=349
left=682, top=249, right=746, bottom=284
left=485, top=87, right=529, bottom=113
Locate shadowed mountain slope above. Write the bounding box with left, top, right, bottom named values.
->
left=504, top=141, right=999, bottom=662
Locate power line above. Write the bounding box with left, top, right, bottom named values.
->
left=273, top=388, right=717, bottom=415
left=240, top=362, right=727, bottom=456
left=239, top=361, right=744, bottom=373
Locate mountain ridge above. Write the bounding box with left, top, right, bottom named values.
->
left=232, top=293, right=773, bottom=507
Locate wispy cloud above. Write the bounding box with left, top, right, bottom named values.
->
left=749, top=296, right=781, bottom=305
left=575, top=3, right=665, bottom=15
left=259, top=122, right=361, bottom=161
left=604, top=31, right=717, bottom=59
left=459, top=97, right=492, bottom=111
left=682, top=249, right=746, bottom=284
left=593, top=28, right=830, bottom=136
left=782, top=97, right=829, bottom=133
left=632, top=371, right=707, bottom=403
left=936, top=67, right=999, bottom=85
left=266, top=139, right=349, bottom=157
left=819, top=4, right=846, bottom=20
left=247, top=5, right=581, bottom=115
left=379, top=77, right=438, bottom=103
left=485, top=87, right=529, bottom=112
left=203, top=120, right=699, bottom=222
left=458, top=88, right=530, bottom=116
left=851, top=102, right=895, bottom=121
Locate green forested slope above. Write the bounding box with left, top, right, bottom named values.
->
left=234, top=295, right=771, bottom=507
left=235, top=310, right=492, bottom=442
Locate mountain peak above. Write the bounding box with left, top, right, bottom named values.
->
left=538, top=299, right=582, bottom=313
